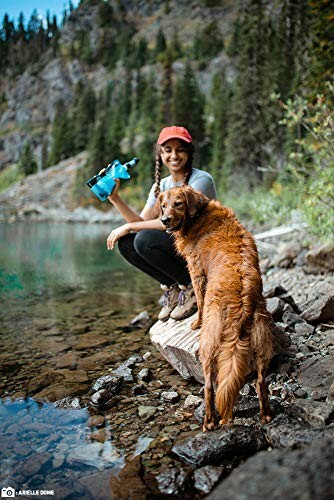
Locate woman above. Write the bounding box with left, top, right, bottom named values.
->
left=107, top=126, right=216, bottom=322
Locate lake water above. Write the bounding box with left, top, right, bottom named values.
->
left=0, top=221, right=158, bottom=498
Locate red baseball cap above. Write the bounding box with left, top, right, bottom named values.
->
left=157, top=126, right=193, bottom=145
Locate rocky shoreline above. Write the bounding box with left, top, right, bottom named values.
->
left=39, top=240, right=334, bottom=497
left=0, top=152, right=124, bottom=224
left=1, top=226, right=333, bottom=498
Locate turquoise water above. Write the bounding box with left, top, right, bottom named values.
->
left=0, top=221, right=153, bottom=301
left=0, top=221, right=158, bottom=498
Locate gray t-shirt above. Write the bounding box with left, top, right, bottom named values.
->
left=146, top=168, right=216, bottom=208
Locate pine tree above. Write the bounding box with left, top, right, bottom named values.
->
left=73, top=83, right=96, bottom=153
left=89, top=115, right=108, bottom=172
left=224, top=0, right=278, bottom=190
left=193, top=20, right=224, bottom=63
left=19, top=142, right=37, bottom=176
left=136, top=72, right=160, bottom=186
left=17, top=12, right=26, bottom=41
left=153, top=28, right=167, bottom=59
left=158, top=53, right=173, bottom=125
left=171, top=63, right=205, bottom=149
left=307, top=0, right=334, bottom=97
left=274, top=0, right=310, bottom=100
left=207, top=70, right=231, bottom=189
left=48, top=101, right=75, bottom=165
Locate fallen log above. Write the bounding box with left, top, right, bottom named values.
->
left=149, top=313, right=204, bottom=383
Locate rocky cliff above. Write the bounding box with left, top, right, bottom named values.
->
left=0, top=0, right=236, bottom=172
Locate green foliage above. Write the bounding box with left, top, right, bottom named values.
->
left=223, top=184, right=301, bottom=227
left=193, top=20, right=224, bottom=64
left=171, top=63, right=205, bottom=149
left=72, top=82, right=96, bottom=153
left=48, top=101, right=75, bottom=166
left=19, top=142, right=38, bottom=176
left=0, top=163, right=23, bottom=193
left=224, top=0, right=281, bottom=189
left=307, top=0, right=334, bottom=96
left=206, top=70, right=231, bottom=189
left=278, top=84, right=334, bottom=240
left=154, top=28, right=167, bottom=58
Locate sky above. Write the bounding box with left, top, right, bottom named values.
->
left=0, top=0, right=80, bottom=25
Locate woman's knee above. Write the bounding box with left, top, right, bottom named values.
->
left=133, top=230, right=163, bottom=257
left=117, top=233, right=135, bottom=258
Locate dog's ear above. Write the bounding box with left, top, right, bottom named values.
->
left=183, top=186, right=209, bottom=218
left=157, top=192, right=166, bottom=217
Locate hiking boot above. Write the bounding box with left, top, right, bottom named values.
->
left=170, top=283, right=198, bottom=321
left=158, top=283, right=179, bottom=322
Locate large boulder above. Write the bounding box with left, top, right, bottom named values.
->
left=208, top=439, right=334, bottom=500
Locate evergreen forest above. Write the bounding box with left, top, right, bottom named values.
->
left=0, top=0, right=333, bottom=239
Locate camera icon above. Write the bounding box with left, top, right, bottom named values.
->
left=1, top=487, right=15, bottom=497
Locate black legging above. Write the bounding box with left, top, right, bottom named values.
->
left=118, top=230, right=191, bottom=287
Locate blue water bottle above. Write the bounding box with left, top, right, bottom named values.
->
left=86, top=157, right=140, bottom=201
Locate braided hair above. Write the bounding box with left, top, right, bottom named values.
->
left=154, top=140, right=195, bottom=198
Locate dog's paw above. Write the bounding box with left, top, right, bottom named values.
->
left=261, top=413, right=273, bottom=424
left=191, top=319, right=202, bottom=330
left=219, top=418, right=232, bottom=427
left=203, top=419, right=216, bottom=432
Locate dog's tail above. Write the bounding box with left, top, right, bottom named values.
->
left=214, top=317, right=251, bottom=423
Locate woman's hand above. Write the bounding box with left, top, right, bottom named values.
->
left=107, top=178, right=121, bottom=204
left=107, top=223, right=130, bottom=250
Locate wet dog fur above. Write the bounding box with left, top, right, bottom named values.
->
left=159, top=186, right=274, bottom=431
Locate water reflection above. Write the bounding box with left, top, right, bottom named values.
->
left=0, top=397, right=124, bottom=494
left=0, top=222, right=160, bottom=497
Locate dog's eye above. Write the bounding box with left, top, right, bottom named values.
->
left=174, top=201, right=183, bottom=207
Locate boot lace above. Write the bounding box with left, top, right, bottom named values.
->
left=178, top=289, right=186, bottom=306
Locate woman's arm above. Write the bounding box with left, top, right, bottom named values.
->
left=106, top=217, right=164, bottom=250
left=107, top=180, right=160, bottom=222
left=107, top=181, right=143, bottom=222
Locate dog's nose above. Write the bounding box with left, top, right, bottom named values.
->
left=161, top=216, right=171, bottom=226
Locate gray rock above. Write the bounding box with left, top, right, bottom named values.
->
left=305, top=243, right=334, bottom=273
left=54, top=397, right=82, bottom=409
left=271, top=241, right=302, bottom=269
left=263, top=285, right=287, bottom=299
left=266, top=297, right=285, bottom=322
left=265, top=413, right=334, bottom=448
left=193, top=465, right=224, bottom=494
left=297, top=355, right=334, bottom=396
left=90, top=389, right=117, bottom=410
left=300, top=282, right=334, bottom=323
left=91, top=374, right=123, bottom=393
left=234, top=396, right=262, bottom=418
left=133, top=384, right=147, bottom=396
left=311, top=389, right=328, bottom=401
left=112, top=365, right=133, bottom=382
left=282, top=304, right=304, bottom=327
left=161, top=391, right=180, bottom=403
left=327, top=381, right=334, bottom=402
left=137, top=368, right=152, bottom=382
left=239, top=383, right=257, bottom=397
left=122, top=355, right=144, bottom=367
left=183, top=395, right=203, bottom=409
left=207, top=439, right=334, bottom=500
left=293, top=322, right=315, bottom=336
left=130, top=311, right=151, bottom=328
left=138, top=405, right=157, bottom=421
left=155, top=467, right=188, bottom=496
left=287, top=399, right=334, bottom=427
left=323, top=329, right=334, bottom=347
left=172, top=426, right=267, bottom=466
